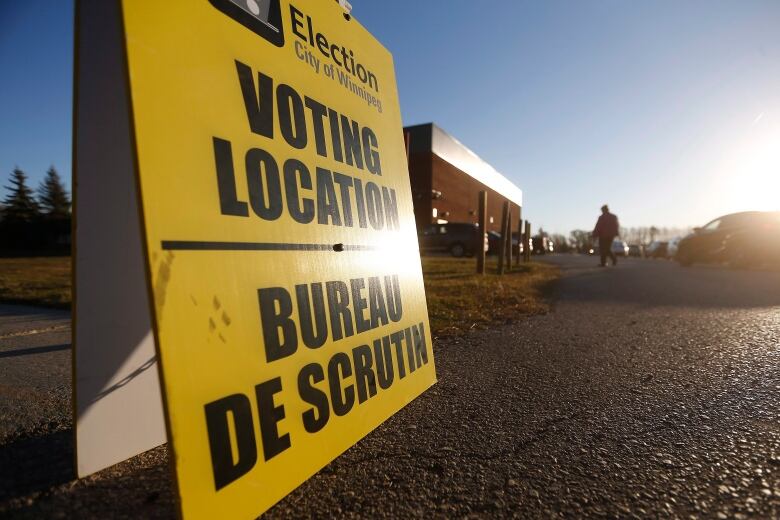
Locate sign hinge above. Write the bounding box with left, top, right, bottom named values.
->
left=337, top=0, right=353, bottom=15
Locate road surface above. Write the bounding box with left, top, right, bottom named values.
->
left=1, top=255, right=778, bottom=518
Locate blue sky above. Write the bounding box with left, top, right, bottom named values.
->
left=0, top=2, right=73, bottom=202
left=1, top=1, right=779, bottom=234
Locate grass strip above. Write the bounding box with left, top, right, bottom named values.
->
left=421, top=256, right=559, bottom=337
left=0, top=256, right=560, bottom=336
left=0, top=257, right=72, bottom=309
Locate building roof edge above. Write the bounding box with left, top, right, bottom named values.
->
left=425, top=123, right=523, bottom=207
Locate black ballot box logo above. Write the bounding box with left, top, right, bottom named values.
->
left=209, top=0, right=284, bottom=47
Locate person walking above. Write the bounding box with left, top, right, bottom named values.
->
left=593, top=204, right=620, bottom=266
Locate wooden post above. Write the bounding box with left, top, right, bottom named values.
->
left=516, top=209, right=523, bottom=266
left=504, top=205, right=512, bottom=271
left=524, top=221, right=532, bottom=262
left=521, top=222, right=527, bottom=263
left=498, top=201, right=510, bottom=275
left=476, top=191, right=487, bottom=274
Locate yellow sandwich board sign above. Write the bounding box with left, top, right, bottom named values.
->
left=77, top=0, right=434, bottom=517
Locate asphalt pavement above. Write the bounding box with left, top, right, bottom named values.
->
left=1, top=255, right=778, bottom=518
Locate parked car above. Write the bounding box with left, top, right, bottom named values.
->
left=677, top=211, right=780, bottom=266
left=511, top=232, right=525, bottom=256
left=646, top=241, right=668, bottom=259
left=667, top=237, right=683, bottom=258
left=589, top=240, right=626, bottom=257
left=628, top=244, right=644, bottom=257
left=611, top=240, right=629, bottom=257
left=488, top=231, right=524, bottom=256
left=487, top=231, right=502, bottom=255
left=418, top=223, right=484, bottom=257
left=532, top=236, right=553, bottom=254
left=721, top=226, right=780, bottom=268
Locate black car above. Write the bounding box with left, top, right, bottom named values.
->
left=531, top=235, right=553, bottom=255
left=676, top=211, right=780, bottom=266
left=487, top=231, right=502, bottom=255
left=646, top=241, right=668, bottom=259
left=721, top=227, right=780, bottom=268
left=418, top=223, right=483, bottom=257
left=488, top=231, right=522, bottom=256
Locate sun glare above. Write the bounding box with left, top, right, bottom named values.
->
left=720, top=123, right=780, bottom=212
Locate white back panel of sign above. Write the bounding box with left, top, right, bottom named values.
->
left=73, top=0, right=166, bottom=478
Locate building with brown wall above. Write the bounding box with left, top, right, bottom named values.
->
left=404, top=123, right=523, bottom=233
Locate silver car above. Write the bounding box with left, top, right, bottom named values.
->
left=611, top=239, right=629, bottom=257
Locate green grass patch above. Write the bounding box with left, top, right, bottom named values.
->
left=0, top=256, right=560, bottom=336
left=421, top=256, right=559, bottom=337
left=0, top=256, right=71, bottom=309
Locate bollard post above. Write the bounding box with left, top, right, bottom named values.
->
left=498, top=201, right=510, bottom=275
left=504, top=205, right=512, bottom=271
left=476, top=191, right=487, bottom=274
left=521, top=223, right=527, bottom=263
left=524, top=221, right=532, bottom=262
left=516, top=209, right=523, bottom=266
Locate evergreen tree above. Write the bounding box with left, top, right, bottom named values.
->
left=37, top=166, right=71, bottom=218
left=2, top=167, right=40, bottom=222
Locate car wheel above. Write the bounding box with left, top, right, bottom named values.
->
left=449, top=242, right=466, bottom=258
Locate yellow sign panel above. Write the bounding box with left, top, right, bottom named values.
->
left=120, top=0, right=436, bottom=517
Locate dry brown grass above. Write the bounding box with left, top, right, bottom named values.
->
left=421, top=256, right=559, bottom=337
left=0, top=257, right=71, bottom=308
left=0, top=256, right=560, bottom=333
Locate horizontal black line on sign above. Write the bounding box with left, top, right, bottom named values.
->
left=160, top=240, right=377, bottom=252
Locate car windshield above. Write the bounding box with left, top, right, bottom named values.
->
left=702, top=219, right=721, bottom=231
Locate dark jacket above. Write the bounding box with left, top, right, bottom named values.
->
left=593, top=212, right=619, bottom=238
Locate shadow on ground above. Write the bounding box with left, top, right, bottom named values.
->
left=0, top=429, right=74, bottom=502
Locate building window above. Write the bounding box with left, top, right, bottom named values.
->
left=489, top=216, right=494, bottom=224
